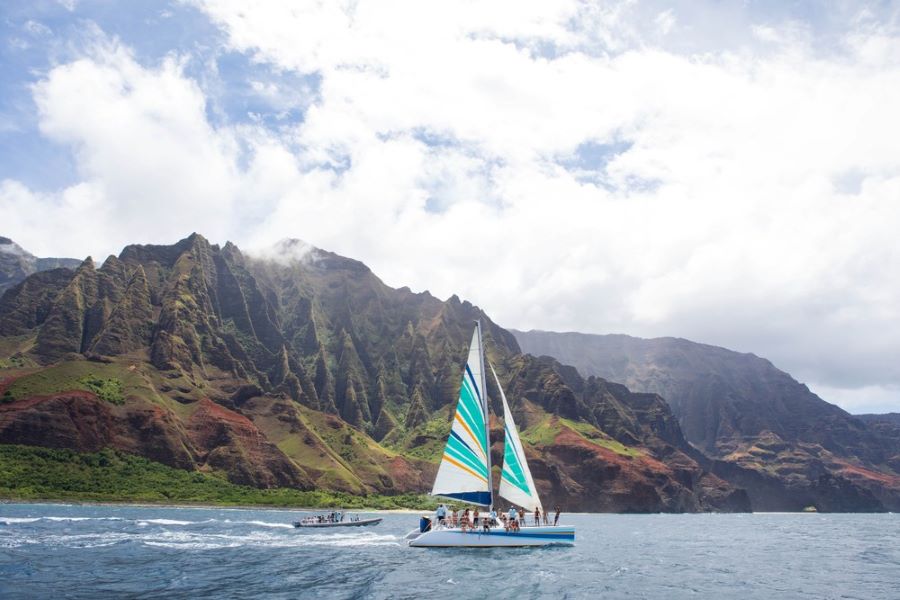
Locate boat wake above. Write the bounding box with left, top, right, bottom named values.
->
left=137, top=518, right=196, bottom=526
left=140, top=530, right=401, bottom=550
left=224, top=519, right=294, bottom=529
left=1, top=516, right=127, bottom=523
left=0, top=516, right=400, bottom=550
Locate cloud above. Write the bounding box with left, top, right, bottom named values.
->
left=2, top=34, right=273, bottom=259
left=809, top=383, right=900, bottom=416
left=3, top=2, right=900, bottom=413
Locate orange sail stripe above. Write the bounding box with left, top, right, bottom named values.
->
left=443, top=454, right=488, bottom=483
left=454, top=412, right=486, bottom=459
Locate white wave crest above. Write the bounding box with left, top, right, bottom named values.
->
left=136, top=529, right=400, bottom=550
left=143, top=540, right=242, bottom=550
left=136, top=519, right=194, bottom=526
left=43, top=516, right=125, bottom=522
left=233, top=520, right=294, bottom=529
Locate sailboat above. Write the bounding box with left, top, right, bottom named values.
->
left=407, top=322, right=575, bottom=547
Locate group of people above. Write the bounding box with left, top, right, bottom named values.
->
left=301, top=511, right=344, bottom=525
left=434, top=503, right=561, bottom=533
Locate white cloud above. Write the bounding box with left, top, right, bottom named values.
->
left=24, top=20, right=53, bottom=37
left=3, top=2, right=900, bottom=413
left=3, top=36, right=268, bottom=260
left=809, top=383, right=900, bottom=415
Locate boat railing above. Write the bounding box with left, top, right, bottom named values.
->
left=432, top=518, right=552, bottom=531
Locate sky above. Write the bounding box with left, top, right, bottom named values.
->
left=1, top=1, right=899, bottom=414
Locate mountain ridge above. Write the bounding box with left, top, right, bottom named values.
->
left=512, top=328, right=900, bottom=511
left=0, top=234, right=747, bottom=512
left=0, top=236, right=81, bottom=297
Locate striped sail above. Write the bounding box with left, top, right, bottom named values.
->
left=493, top=364, right=543, bottom=513
left=431, top=325, right=492, bottom=506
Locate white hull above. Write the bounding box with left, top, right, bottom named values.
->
left=408, top=525, right=574, bottom=547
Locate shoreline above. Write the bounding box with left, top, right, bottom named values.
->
left=0, top=497, right=424, bottom=514
left=3, top=499, right=893, bottom=515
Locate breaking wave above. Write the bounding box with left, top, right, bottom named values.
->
left=224, top=519, right=294, bottom=529
left=136, top=519, right=196, bottom=526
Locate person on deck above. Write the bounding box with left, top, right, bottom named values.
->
left=508, top=506, right=517, bottom=524
left=473, top=508, right=480, bottom=528
left=461, top=508, right=470, bottom=532
left=518, top=508, right=526, bottom=529
left=554, top=505, right=561, bottom=526
left=489, top=508, right=497, bottom=527
left=450, top=507, right=458, bottom=527
left=436, top=504, right=447, bottom=525
left=534, top=507, right=541, bottom=526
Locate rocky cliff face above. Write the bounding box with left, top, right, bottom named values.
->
left=512, top=329, right=900, bottom=511
left=0, top=237, right=81, bottom=297
left=0, top=234, right=746, bottom=512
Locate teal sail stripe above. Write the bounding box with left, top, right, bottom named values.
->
left=501, top=427, right=531, bottom=496
left=444, top=446, right=487, bottom=480
left=501, top=471, right=532, bottom=496
left=458, top=378, right=487, bottom=455
left=455, top=400, right=485, bottom=457
left=465, top=369, right=490, bottom=456
left=445, top=437, right=489, bottom=478
left=502, top=428, right=529, bottom=489
left=457, top=383, right=483, bottom=445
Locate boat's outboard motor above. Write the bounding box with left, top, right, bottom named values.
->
left=419, top=516, right=432, bottom=533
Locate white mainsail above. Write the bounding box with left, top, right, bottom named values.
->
left=431, top=324, right=492, bottom=506
left=492, top=363, right=543, bottom=513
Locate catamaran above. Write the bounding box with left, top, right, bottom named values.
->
left=406, top=321, right=575, bottom=547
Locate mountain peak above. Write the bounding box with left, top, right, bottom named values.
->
left=0, top=237, right=81, bottom=296
left=0, top=237, right=31, bottom=258
left=269, top=238, right=319, bottom=263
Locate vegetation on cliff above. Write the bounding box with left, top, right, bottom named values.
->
left=0, top=234, right=751, bottom=512
left=0, top=444, right=436, bottom=509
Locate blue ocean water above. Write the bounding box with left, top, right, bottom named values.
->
left=1, top=503, right=898, bottom=599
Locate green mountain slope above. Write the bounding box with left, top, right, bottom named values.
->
left=0, top=234, right=747, bottom=512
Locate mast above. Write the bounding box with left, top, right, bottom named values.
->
left=476, top=319, right=492, bottom=510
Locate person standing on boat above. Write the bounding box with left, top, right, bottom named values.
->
left=518, top=508, right=526, bottom=529
left=507, top=506, right=517, bottom=525
left=489, top=508, right=497, bottom=526
left=473, top=507, right=480, bottom=528
left=534, top=506, right=541, bottom=526
left=436, top=504, right=447, bottom=525
left=554, top=505, right=561, bottom=526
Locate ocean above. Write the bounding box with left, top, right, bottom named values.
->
left=1, top=503, right=898, bottom=599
